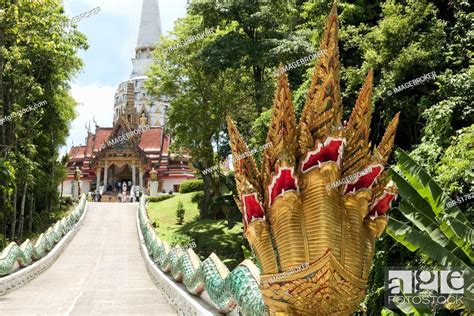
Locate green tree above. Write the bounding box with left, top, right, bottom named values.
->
left=147, top=15, right=254, bottom=217
left=0, top=0, right=86, bottom=241
left=409, top=0, right=473, bottom=194
left=435, top=125, right=474, bottom=196
left=341, top=0, right=446, bottom=146
left=189, top=0, right=313, bottom=113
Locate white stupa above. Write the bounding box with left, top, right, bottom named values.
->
left=113, top=0, right=168, bottom=127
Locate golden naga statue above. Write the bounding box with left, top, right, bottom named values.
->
left=227, top=4, right=400, bottom=316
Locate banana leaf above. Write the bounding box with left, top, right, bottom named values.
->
left=391, top=149, right=473, bottom=261
left=380, top=308, right=400, bottom=316
left=395, top=149, right=470, bottom=224
left=387, top=218, right=471, bottom=272
left=439, top=215, right=474, bottom=263
left=391, top=291, right=433, bottom=316
left=396, top=201, right=470, bottom=264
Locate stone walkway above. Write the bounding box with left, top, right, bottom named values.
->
left=0, top=202, right=177, bottom=316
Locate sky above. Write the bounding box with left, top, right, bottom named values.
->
left=61, top=0, right=188, bottom=154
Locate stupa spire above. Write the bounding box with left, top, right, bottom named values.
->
left=131, top=0, right=162, bottom=78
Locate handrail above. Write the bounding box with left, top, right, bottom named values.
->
left=0, top=195, right=87, bottom=279
left=137, top=196, right=265, bottom=316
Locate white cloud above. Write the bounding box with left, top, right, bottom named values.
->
left=64, top=0, right=188, bottom=33
left=61, top=83, right=115, bottom=155
left=64, top=0, right=140, bottom=16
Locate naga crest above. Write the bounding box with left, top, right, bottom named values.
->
left=227, top=4, right=399, bottom=316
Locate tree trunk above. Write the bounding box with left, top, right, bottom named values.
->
left=28, top=196, right=34, bottom=235
left=253, top=65, right=264, bottom=114
left=47, top=132, right=55, bottom=213
left=1, top=191, right=6, bottom=237
left=10, top=187, right=17, bottom=240
left=0, top=6, right=6, bottom=237
left=18, top=183, right=27, bottom=239
left=200, top=172, right=213, bottom=218
left=0, top=8, right=5, bottom=150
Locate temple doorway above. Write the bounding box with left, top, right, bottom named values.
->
left=110, top=164, right=132, bottom=192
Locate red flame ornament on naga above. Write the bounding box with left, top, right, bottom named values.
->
left=226, top=3, right=400, bottom=316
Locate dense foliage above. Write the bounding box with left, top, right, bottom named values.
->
left=144, top=0, right=473, bottom=314
left=146, top=195, right=173, bottom=203
left=179, top=179, right=204, bottom=194
left=0, top=0, right=86, bottom=247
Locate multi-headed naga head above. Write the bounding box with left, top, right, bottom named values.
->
left=227, top=4, right=399, bottom=316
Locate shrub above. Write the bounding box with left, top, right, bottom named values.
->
left=147, top=195, right=173, bottom=203
left=60, top=196, right=74, bottom=206
left=176, top=201, right=185, bottom=225
left=0, top=234, right=6, bottom=250
left=179, top=180, right=204, bottom=193
left=59, top=196, right=76, bottom=212
left=170, top=234, right=193, bottom=247
left=191, top=191, right=204, bottom=205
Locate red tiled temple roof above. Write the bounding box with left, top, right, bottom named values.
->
left=68, top=146, right=86, bottom=161
left=93, top=128, right=114, bottom=152
left=65, top=125, right=193, bottom=182
left=85, top=134, right=95, bottom=157
left=139, top=127, right=163, bottom=152
left=162, top=135, right=169, bottom=155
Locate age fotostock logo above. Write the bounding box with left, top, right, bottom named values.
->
left=385, top=268, right=470, bottom=310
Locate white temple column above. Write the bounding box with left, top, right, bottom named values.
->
left=139, top=168, right=144, bottom=189
left=96, top=167, right=102, bottom=191
left=103, top=162, right=108, bottom=190
left=132, top=165, right=136, bottom=186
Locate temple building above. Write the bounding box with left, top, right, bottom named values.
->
left=62, top=0, right=194, bottom=198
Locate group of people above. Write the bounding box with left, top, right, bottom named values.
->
left=115, top=180, right=140, bottom=203
left=88, top=179, right=142, bottom=203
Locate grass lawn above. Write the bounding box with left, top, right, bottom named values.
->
left=147, top=193, right=200, bottom=242
left=147, top=193, right=246, bottom=269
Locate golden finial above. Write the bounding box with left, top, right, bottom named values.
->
left=226, top=117, right=262, bottom=197
left=375, top=112, right=400, bottom=163
left=262, top=67, right=297, bottom=202
left=343, top=69, right=374, bottom=177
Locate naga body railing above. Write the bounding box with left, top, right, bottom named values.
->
left=0, top=194, right=87, bottom=292
left=138, top=196, right=266, bottom=316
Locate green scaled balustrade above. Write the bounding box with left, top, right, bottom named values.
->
left=0, top=194, right=87, bottom=276
left=138, top=196, right=266, bottom=316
